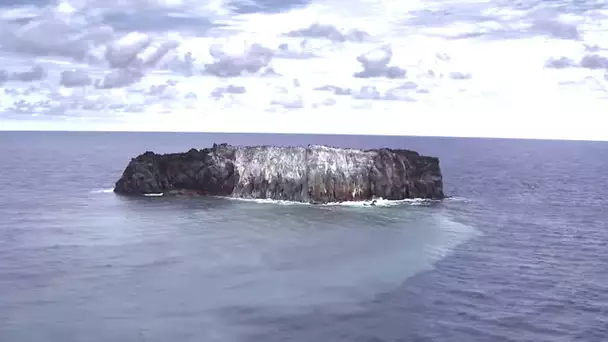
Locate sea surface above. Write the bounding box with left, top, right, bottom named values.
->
left=1, top=131, right=607, bottom=342
left=1, top=0, right=608, bottom=139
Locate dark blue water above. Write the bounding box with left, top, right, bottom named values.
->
left=1, top=131, right=607, bottom=342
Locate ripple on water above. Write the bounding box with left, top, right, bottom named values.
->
left=0, top=192, right=479, bottom=342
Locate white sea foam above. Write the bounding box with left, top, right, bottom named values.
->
left=446, top=196, right=470, bottom=203
left=93, top=186, right=467, bottom=205
left=220, top=195, right=436, bottom=207
left=0, top=0, right=607, bottom=140
left=323, top=198, right=436, bottom=207
left=143, top=193, right=164, bottom=197
left=90, top=188, right=114, bottom=194
left=92, top=188, right=163, bottom=196
left=221, top=196, right=308, bottom=206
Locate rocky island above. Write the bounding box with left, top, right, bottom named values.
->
left=113, top=143, right=445, bottom=203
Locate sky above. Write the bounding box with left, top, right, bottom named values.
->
left=0, top=0, right=607, bottom=141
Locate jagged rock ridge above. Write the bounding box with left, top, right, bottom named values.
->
left=113, top=143, right=445, bottom=203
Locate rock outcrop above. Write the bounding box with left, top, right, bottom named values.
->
left=113, top=143, right=445, bottom=203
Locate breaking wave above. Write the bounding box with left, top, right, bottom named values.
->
left=90, top=187, right=114, bottom=194
left=222, top=196, right=440, bottom=207
left=92, top=185, right=469, bottom=207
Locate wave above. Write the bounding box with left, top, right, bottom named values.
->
left=91, top=188, right=162, bottom=196
left=90, top=185, right=471, bottom=207
left=90, top=187, right=114, bottom=193
left=322, top=198, right=437, bottom=207
left=199, top=195, right=442, bottom=207
left=143, top=192, right=163, bottom=197
left=219, top=195, right=472, bottom=207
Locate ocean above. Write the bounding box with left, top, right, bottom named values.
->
left=0, top=0, right=607, bottom=139
left=1, top=131, right=607, bottom=342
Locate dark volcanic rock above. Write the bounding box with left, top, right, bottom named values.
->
left=113, top=143, right=445, bottom=203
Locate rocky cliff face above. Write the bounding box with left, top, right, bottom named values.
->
left=113, top=143, right=445, bottom=203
